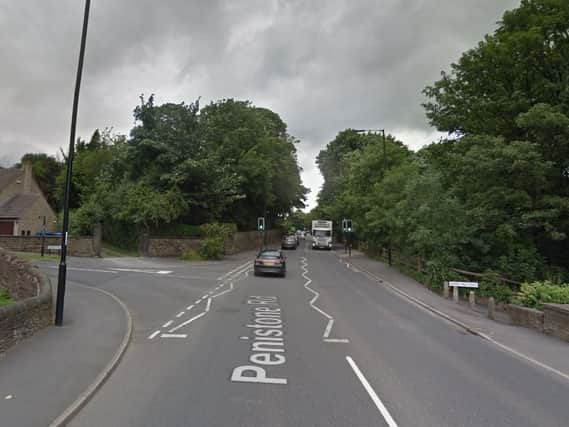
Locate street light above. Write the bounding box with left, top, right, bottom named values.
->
left=353, top=128, right=392, bottom=267
left=55, top=0, right=91, bottom=327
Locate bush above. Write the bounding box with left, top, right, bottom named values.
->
left=200, top=223, right=236, bottom=240
left=0, top=288, right=12, bottom=306
left=199, top=238, right=225, bottom=260
left=478, top=271, right=514, bottom=304
left=152, top=223, right=202, bottom=237
left=180, top=248, right=203, bottom=261
left=512, top=281, right=569, bottom=309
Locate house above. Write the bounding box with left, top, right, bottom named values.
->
left=0, top=162, right=57, bottom=236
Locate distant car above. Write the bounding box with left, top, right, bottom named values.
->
left=254, top=249, right=286, bottom=277
left=296, top=230, right=305, bottom=240
left=281, top=234, right=297, bottom=249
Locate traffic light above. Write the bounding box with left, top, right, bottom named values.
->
left=342, top=218, right=347, bottom=232
left=257, top=217, right=265, bottom=231
left=346, top=219, right=353, bottom=232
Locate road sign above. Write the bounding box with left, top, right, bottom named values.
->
left=448, top=281, right=479, bottom=288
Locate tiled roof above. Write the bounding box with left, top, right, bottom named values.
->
left=0, top=168, right=23, bottom=190
left=0, top=194, right=40, bottom=218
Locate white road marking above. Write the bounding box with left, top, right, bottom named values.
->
left=5, top=394, right=13, bottom=400
left=208, top=291, right=214, bottom=295
left=239, top=336, right=249, bottom=340
left=162, top=320, right=173, bottom=328
left=148, top=330, right=161, bottom=339
left=111, top=268, right=172, bottom=275
left=176, top=311, right=185, bottom=318
left=156, top=270, right=173, bottom=275
left=48, top=266, right=117, bottom=274
left=160, top=334, right=188, bottom=338
left=211, top=281, right=234, bottom=298
left=324, top=338, right=350, bottom=343
left=186, top=304, right=195, bottom=310
left=323, top=319, right=334, bottom=338
left=194, top=299, right=202, bottom=304
left=217, top=260, right=252, bottom=280
left=205, top=298, right=212, bottom=312
left=168, top=312, right=206, bottom=333
left=346, top=356, right=399, bottom=427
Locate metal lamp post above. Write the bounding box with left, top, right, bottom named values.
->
left=55, top=0, right=91, bottom=326
left=354, top=128, right=392, bottom=267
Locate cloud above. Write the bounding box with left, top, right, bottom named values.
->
left=0, top=0, right=520, bottom=209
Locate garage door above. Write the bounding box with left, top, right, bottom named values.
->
left=0, top=221, right=14, bottom=235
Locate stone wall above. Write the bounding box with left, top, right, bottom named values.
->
left=0, top=235, right=99, bottom=257
left=0, top=248, right=53, bottom=353
left=543, top=304, right=569, bottom=342
left=147, top=237, right=202, bottom=257
left=145, top=230, right=283, bottom=257
left=506, top=304, right=544, bottom=332
left=225, top=230, right=282, bottom=254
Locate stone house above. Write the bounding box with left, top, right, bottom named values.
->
left=0, top=162, right=57, bottom=236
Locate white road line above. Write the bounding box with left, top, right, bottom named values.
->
left=111, top=268, right=169, bottom=275
left=48, top=266, right=117, bottom=274
left=186, top=304, right=195, bottom=310
left=211, top=281, right=233, bottom=298
left=156, top=270, right=173, bottom=275
left=169, top=312, right=206, bottom=333
left=160, top=334, right=188, bottom=338
left=208, top=291, right=214, bottom=295
left=205, top=298, right=212, bottom=312
left=176, top=311, right=185, bottom=318
left=323, top=319, right=334, bottom=338
left=346, top=356, right=399, bottom=427
left=148, top=330, right=161, bottom=340
left=194, top=299, right=202, bottom=304
left=162, top=320, right=173, bottom=328
left=217, top=260, right=252, bottom=280
left=324, top=338, right=350, bottom=343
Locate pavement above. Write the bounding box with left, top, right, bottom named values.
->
left=1, top=243, right=569, bottom=426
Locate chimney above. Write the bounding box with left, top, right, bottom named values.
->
left=22, top=160, right=33, bottom=193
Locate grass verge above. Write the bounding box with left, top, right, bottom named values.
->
left=8, top=251, right=59, bottom=263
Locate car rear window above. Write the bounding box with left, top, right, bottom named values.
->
left=259, top=251, right=281, bottom=258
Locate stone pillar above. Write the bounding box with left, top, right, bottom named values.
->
left=443, top=281, right=449, bottom=299
left=453, top=286, right=459, bottom=303
left=488, top=297, right=495, bottom=320
left=469, top=291, right=476, bottom=309
left=138, top=232, right=149, bottom=257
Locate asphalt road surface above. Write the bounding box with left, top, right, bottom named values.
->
left=42, top=242, right=569, bottom=427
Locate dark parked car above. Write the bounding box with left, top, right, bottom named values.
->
left=254, top=249, right=286, bottom=277
left=281, top=234, right=298, bottom=249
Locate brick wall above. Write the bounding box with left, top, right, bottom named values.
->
left=0, top=248, right=53, bottom=353
left=225, top=230, right=281, bottom=254
left=0, top=235, right=98, bottom=257
left=543, top=304, right=569, bottom=342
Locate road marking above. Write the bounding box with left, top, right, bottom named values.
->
left=346, top=356, right=399, bottom=427
left=148, top=330, right=161, bottom=339
left=162, top=320, right=173, bottom=328
left=208, top=291, right=214, bottom=295
left=48, top=266, right=117, bottom=274
left=168, top=312, right=206, bottom=333
left=5, top=394, right=13, bottom=400
left=176, top=311, right=185, bottom=318
left=205, top=298, right=212, bottom=312
left=211, top=281, right=234, bottom=298
left=160, top=334, right=188, bottom=338
left=186, top=304, right=195, bottom=310
left=240, top=336, right=249, bottom=340
left=111, top=268, right=172, bottom=275
left=324, top=338, right=350, bottom=343
left=323, top=319, right=334, bottom=338
left=194, top=299, right=202, bottom=304
left=217, top=260, right=252, bottom=281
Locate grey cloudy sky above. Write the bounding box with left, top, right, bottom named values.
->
left=1, top=0, right=519, bottom=209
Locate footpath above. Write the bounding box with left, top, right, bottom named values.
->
left=0, top=280, right=131, bottom=427
left=340, top=250, right=569, bottom=381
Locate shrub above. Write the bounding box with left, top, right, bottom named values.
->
left=180, top=248, right=202, bottom=261
left=200, top=223, right=236, bottom=240
left=0, top=288, right=12, bottom=306
left=199, top=238, right=225, bottom=260
left=478, top=271, right=514, bottom=304
left=512, top=281, right=569, bottom=309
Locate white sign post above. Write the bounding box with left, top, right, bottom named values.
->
left=448, top=281, right=479, bottom=304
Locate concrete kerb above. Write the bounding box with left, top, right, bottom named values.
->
left=339, top=254, right=569, bottom=384
left=48, top=282, right=134, bottom=427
